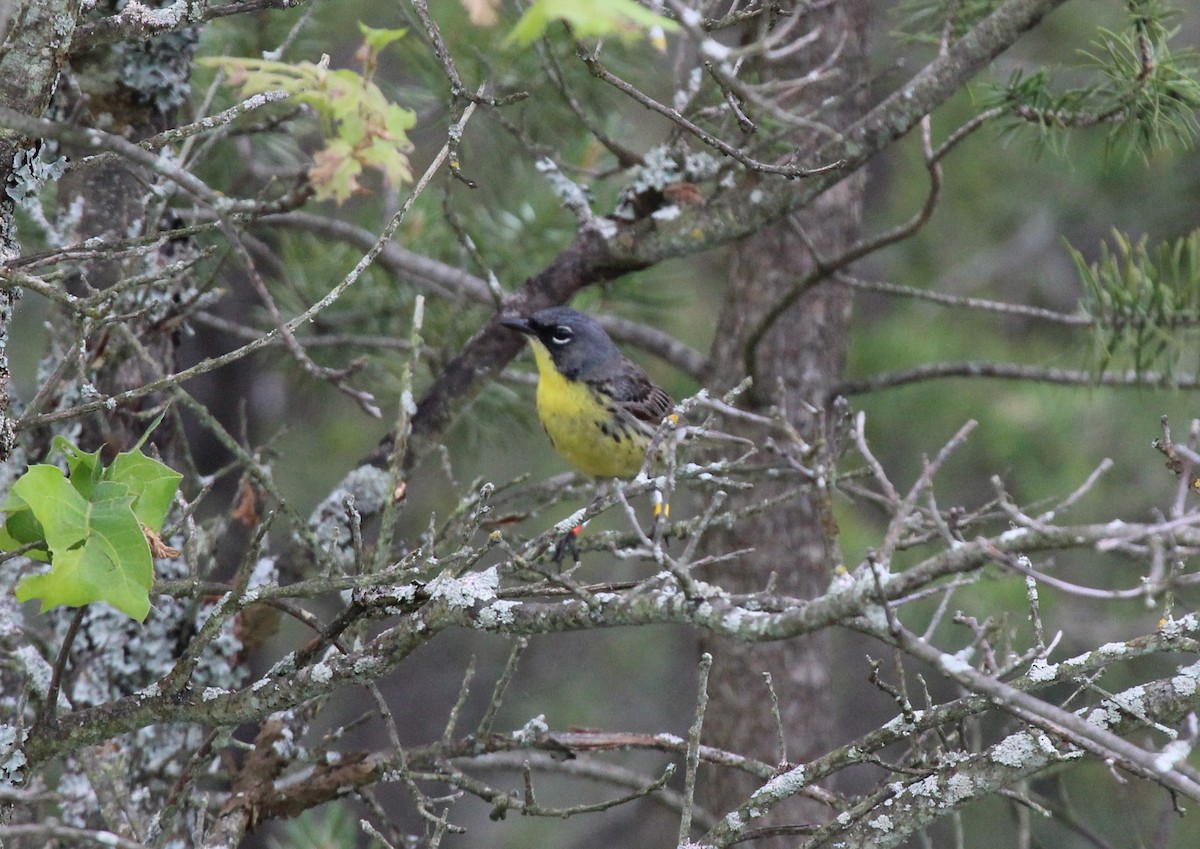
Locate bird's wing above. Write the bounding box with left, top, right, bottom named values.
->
left=593, top=365, right=674, bottom=425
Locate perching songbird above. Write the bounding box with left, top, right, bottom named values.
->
left=500, top=307, right=675, bottom=480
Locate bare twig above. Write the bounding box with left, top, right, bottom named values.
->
left=679, top=652, right=714, bottom=845
left=476, top=638, right=528, bottom=740
left=17, top=100, right=476, bottom=431
left=837, top=362, right=1200, bottom=397
left=39, top=607, right=86, bottom=726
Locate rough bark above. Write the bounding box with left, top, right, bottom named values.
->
left=0, top=0, right=82, bottom=461
left=699, top=0, right=872, bottom=831
left=50, top=4, right=198, bottom=457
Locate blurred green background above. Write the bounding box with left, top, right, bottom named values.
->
left=12, top=1, right=1200, bottom=846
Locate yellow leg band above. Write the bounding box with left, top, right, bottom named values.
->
left=652, top=489, right=669, bottom=520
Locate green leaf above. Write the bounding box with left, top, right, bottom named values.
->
left=204, top=44, right=417, bottom=206
left=358, top=22, right=408, bottom=54
left=0, top=492, right=49, bottom=562
left=12, top=470, right=153, bottom=621
left=52, top=436, right=104, bottom=501
left=505, top=0, right=679, bottom=47
left=309, top=140, right=364, bottom=203
left=10, top=466, right=90, bottom=552
left=361, top=139, right=414, bottom=189
left=106, top=449, right=183, bottom=530
left=199, top=56, right=320, bottom=98
left=384, top=103, right=417, bottom=137
left=5, top=426, right=181, bottom=621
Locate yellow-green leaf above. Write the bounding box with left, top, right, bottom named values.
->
left=17, top=482, right=152, bottom=618
left=12, top=470, right=153, bottom=621
left=358, top=23, right=408, bottom=54
left=309, top=140, right=364, bottom=203
left=0, top=492, right=49, bottom=562
left=505, top=0, right=678, bottom=47
left=204, top=41, right=417, bottom=206
left=106, top=449, right=183, bottom=530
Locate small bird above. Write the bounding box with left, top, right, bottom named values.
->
left=500, top=307, right=675, bottom=480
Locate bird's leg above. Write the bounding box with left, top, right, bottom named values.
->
left=649, top=487, right=670, bottom=545
left=646, top=418, right=683, bottom=545
left=552, top=522, right=585, bottom=566
left=553, top=484, right=608, bottom=566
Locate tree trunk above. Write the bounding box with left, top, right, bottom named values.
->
left=0, top=0, right=82, bottom=462
left=700, top=0, right=872, bottom=831
left=50, top=13, right=199, bottom=459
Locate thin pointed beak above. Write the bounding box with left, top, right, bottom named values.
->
left=500, top=316, right=535, bottom=336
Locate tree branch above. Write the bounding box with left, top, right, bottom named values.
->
left=398, top=0, right=1071, bottom=465
left=837, top=361, right=1200, bottom=396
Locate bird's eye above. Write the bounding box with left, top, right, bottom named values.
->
left=550, top=326, right=574, bottom=346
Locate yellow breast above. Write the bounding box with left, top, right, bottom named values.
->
left=528, top=341, right=649, bottom=479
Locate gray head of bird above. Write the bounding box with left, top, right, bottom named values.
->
left=500, top=307, right=621, bottom=381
